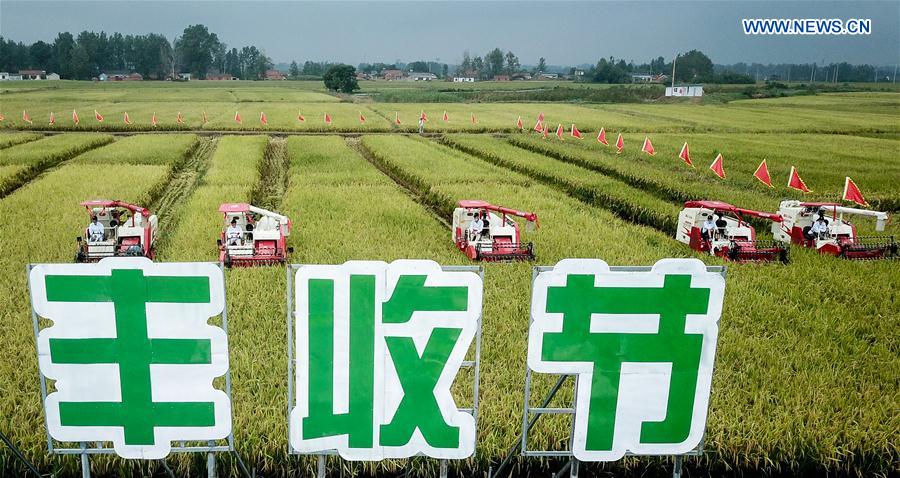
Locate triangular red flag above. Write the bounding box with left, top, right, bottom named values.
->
left=542, top=124, right=549, bottom=139
left=49, top=112, right=56, bottom=125
left=359, top=112, right=366, bottom=123
left=615, top=133, right=624, bottom=153
left=597, top=128, right=608, bottom=145
left=555, top=124, right=564, bottom=140
left=709, top=153, right=726, bottom=179
left=123, top=112, right=132, bottom=125
left=471, top=113, right=477, bottom=124
left=22, top=110, right=32, bottom=125
left=442, top=110, right=449, bottom=122
left=72, top=109, right=79, bottom=125
left=324, top=113, right=332, bottom=125
left=395, top=112, right=401, bottom=125
left=534, top=120, right=543, bottom=133
left=842, top=177, right=869, bottom=207
left=0, top=112, right=5, bottom=122
left=678, top=142, right=692, bottom=166
left=260, top=112, right=267, bottom=126
left=787, top=166, right=810, bottom=193
left=537, top=112, right=545, bottom=122
left=234, top=111, right=242, bottom=124
left=641, top=137, right=655, bottom=155
left=420, top=110, right=427, bottom=122
left=571, top=124, right=583, bottom=139
left=94, top=110, right=104, bottom=122
left=753, top=159, right=773, bottom=188
left=516, top=116, right=523, bottom=130
left=177, top=112, right=183, bottom=124
left=151, top=113, right=157, bottom=127
left=297, top=110, right=305, bottom=122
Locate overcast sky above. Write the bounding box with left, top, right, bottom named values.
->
left=1, top=1, right=897, bottom=66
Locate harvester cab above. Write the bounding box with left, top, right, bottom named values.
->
left=773, top=200, right=896, bottom=259
left=452, top=200, right=538, bottom=261
left=217, top=203, right=293, bottom=267
left=677, top=200, right=789, bottom=263
left=75, top=200, right=158, bottom=262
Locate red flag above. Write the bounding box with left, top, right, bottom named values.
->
left=234, top=111, right=242, bottom=124
left=641, top=137, right=655, bottom=155
left=571, top=124, right=583, bottom=139
left=151, top=113, right=158, bottom=127
left=678, top=142, right=692, bottom=166
left=0, top=112, right=5, bottom=122
left=420, top=110, right=427, bottom=122
left=787, top=166, right=810, bottom=193
left=516, top=116, right=523, bottom=130
left=842, top=177, right=869, bottom=207
left=297, top=110, right=305, bottom=122
left=597, top=127, right=608, bottom=145
left=615, top=133, right=624, bottom=154
left=442, top=110, right=449, bottom=122
left=260, top=111, right=268, bottom=126
left=324, top=113, right=332, bottom=125
left=542, top=124, right=549, bottom=139
left=709, top=153, right=726, bottom=179
left=22, top=110, right=32, bottom=125
left=202, top=111, right=208, bottom=124
left=555, top=124, right=564, bottom=140
left=177, top=112, right=184, bottom=124
left=123, top=112, right=132, bottom=125
left=537, top=112, right=545, bottom=122
left=534, top=120, right=544, bottom=133
left=72, top=109, right=79, bottom=125
left=359, top=111, right=366, bottom=123
left=471, top=113, right=477, bottom=124
left=395, top=112, right=401, bottom=125
left=49, top=112, right=56, bottom=125
left=94, top=110, right=104, bottom=123
left=753, top=159, right=773, bottom=188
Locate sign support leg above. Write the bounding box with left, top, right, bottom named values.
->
left=207, top=441, right=216, bottom=478
left=80, top=442, right=90, bottom=478
left=570, top=458, right=579, bottom=478
left=672, top=455, right=683, bottom=478
left=439, top=459, right=449, bottom=478
left=316, top=455, right=326, bottom=478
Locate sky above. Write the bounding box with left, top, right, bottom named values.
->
left=1, top=1, right=898, bottom=66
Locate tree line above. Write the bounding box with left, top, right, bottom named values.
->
left=0, top=24, right=274, bottom=80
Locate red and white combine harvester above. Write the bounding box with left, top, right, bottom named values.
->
left=772, top=200, right=896, bottom=259
left=217, top=203, right=293, bottom=267
left=452, top=200, right=538, bottom=261
left=75, top=200, right=158, bottom=262
left=677, top=200, right=789, bottom=263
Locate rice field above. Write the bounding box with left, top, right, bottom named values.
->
left=0, top=84, right=898, bottom=477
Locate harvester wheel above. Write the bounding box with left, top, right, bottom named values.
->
left=779, top=249, right=790, bottom=264
left=224, top=254, right=233, bottom=268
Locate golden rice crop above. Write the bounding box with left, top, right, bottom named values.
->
left=0, top=133, right=114, bottom=197
left=0, top=132, right=42, bottom=149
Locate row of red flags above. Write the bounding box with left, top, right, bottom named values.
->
left=2, top=109, right=871, bottom=207
left=520, top=115, right=870, bottom=207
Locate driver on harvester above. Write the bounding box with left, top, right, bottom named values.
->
left=87, top=216, right=105, bottom=241
left=805, top=213, right=830, bottom=242
left=226, top=217, right=243, bottom=245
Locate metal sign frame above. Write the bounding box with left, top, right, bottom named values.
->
left=27, top=262, right=238, bottom=478
left=286, top=264, right=484, bottom=477
left=520, top=265, right=727, bottom=477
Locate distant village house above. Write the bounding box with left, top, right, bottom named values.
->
left=408, top=72, right=437, bottom=81
left=382, top=69, right=404, bottom=81
left=206, top=73, right=237, bottom=80
left=264, top=69, right=286, bottom=80
left=19, top=69, right=47, bottom=80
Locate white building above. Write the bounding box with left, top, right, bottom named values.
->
left=453, top=77, right=476, bottom=82
left=0, top=72, right=9, bottom=81
left=46, top=73, right=61, bottom=80
left=408, top=72, right=437, bottom=81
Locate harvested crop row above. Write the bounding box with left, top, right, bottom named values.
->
left=0, top=133, right=114, bottom=198
left=441, top=134, right=682, bottom=234
left=0, top=132, right=42, bottom=149
left=0, top=162, right=173, bottom=477
left=360, top=134, right=900, bottom=475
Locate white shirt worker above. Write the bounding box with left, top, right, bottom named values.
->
left=87, top=221, right=105, bottom=241
left=469, top=217, right=484, bottom=241
left=810, top=220, right=829, bottom=237
left=226, top=224, right=243, bottom=245
left=701, top=218, right=716, bottom=237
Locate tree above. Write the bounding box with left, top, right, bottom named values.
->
left=441, top=63, right=449, bottom=78
left=225, top=48, right=241, bottom=78
left=52, top=32, right=76, bottom=78
left=649, top=56, right=666, bottom=75
left=174, top=24, right=221, bottom=79
left=472, top=56, right=484, bottom=77
left=674, top=50, right=713, bottom=82
left=486, top=48, right=504, bottom=78
left=69, top=44, right=91, bottom=80
left=323, top=64, right=359, bottom=93
left=504, top=51, right=520, bottom=75
left=289, top=61, right=301, bottom=79
left=407, top=60, right=428, bottom=72
left=29, top=41, right=53, bottom=70
left=535, top=57, right=547, bottom=74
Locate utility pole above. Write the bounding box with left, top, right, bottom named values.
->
left=787, top=64, right=791, bottom=83
left=893, top=64, right=897, bottom=83
left=810, top=63, right=815, bottom=83
left=671, top=52, right=678, bottom=88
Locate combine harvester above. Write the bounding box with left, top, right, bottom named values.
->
left=677, top=200, right=789, bottom=263
left=452, top=200, right=538, bottom=261
left=75, top=200, right=157, bottom=262
left=217, top=203, right=292, bottom=267
left=773, top=200, right=896, bottom=259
